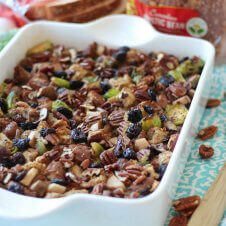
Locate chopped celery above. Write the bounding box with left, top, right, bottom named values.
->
left=142, top=115, right=162, bottom=131
left=91, top=142, right=104, bottom=157
left=51, top=77, right=70, bottom=89
left=104, top=88, right=120, bottom=99
left=36, top=140, right=47, bottom=155
left=168, top=70, right=185, bottom=82
left=27, top=41, right=53, bottom=55
left=52, top=100, right=72, bottom=111
left=166, top=104, right=188, bottom=125
left=6, top=91, right=15, bottom=109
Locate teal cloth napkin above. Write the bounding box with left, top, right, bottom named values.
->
left=0, top=32, right=225, bottom=226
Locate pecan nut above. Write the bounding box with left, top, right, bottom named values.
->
left=100, top=149, right=117, bottom=165
left=199, top=144, right=214, bottom=159
left=108, top=110, right=125, bottom=127
left=197, top=125, right=218, bottom=140
left=169, top=215, right=188, bottom=226
left=173, top=195, right=201, bottom=216
left=206, top=99, right=221, bottom=108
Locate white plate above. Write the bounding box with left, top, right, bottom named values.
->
left=0, top=15, right=215, bottom=226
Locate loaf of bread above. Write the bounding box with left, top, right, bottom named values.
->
left=26, top=0, right=126, bottom=22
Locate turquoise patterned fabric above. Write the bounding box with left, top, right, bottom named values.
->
left=0, top=32, right=225, bottom=226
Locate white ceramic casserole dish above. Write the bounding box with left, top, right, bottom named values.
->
left=0, top=15, right=215, bottom=226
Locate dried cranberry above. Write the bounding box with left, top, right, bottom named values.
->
left=71, top=128, right=87, bottom=143
left=56, top=107, right=73, bottom=119
left=147, top=88, right=157, bottom=101
left=7, top=181, right=24, bottom=194
left=127, top=109, right=143, bottom=123
left=13, top=138, right=30, bottom=151
left=0, top=98, right=7, bottom=113
left=18, top=121, right=38, bottom=130
left=126, top=123, right=142, bottom=139
left=143, top=105, right=153, bottom=115
left=11, top=152, right=26, bottom=166
left=69, top=80, right=84, bottom=90
left=40, top=128, right=56, bottom=137
left=123, top=148, right=136, bottom=159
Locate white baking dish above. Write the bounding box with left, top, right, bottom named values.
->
left=0, top=15, right=215, bottom=226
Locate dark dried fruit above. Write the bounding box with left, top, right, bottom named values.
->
left=18, top=121, right=38, bottom=130
left=54, top=70, right=67, bottom=79
left=206, top=99, right=221, bottom=108
left=119, top=46, right=130, bottom=52
left=56, top=107, right=73, bottom=119
left=160, top=114, right=167, bottom=122
left=158, top=164, right=167, bottom=179
left=197, top=125, right=218, bottom=140
left=126, top=123, right=142, bottom=139
left=7, top=181, right=24, bottom=194
left=0, top=147, right=11, bottom=167
left=199, top=144, right=214, bottom=159
left=143, top=105, right=153, bottom=115
left=11, top=152, right=26, bottom=165
left=69, top=80, right=84, bottom=90
left=0, top=98, right=7, bottom=113
left=51, top=178, right=68, bottom=186
left=127, top=109, right=143, bottom=123
left=123, top=148, right=136, bottom=159
left=173, top=195, right=201, bottom=216
left=100, top=80, right=111, bottom=94
left=169, top=215, right=188, bottom=226
left=113, top=51, right=127, bottom=62
left=14, top=170, right=27, bottom=181
left=71, top=128, right=87, bottom=143
left=159, top=75, right=174, bottom=87
left=114, top=137, right=123, bottom=158
left=13, top=138, right=30, bottom=151
left=40, top=128, right=56, bottom=137
left=147, top=88, right=157, bottom=101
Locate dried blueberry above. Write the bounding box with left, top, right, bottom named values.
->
left=0, top=147, right=11, bottom=167
left=119, top=46, right=130, bottom=52
left=56, top=107, right=73, bottom=119
left=127, top=109, right=143, bottom=123
left=69, top=80, right=84, bottom=90
left=159, top=75, right=174, bottom=87
left=114, top=137, right=123, bottom=158
left=71, top=128, right=87, bottom=143
left=7, top=181, right=24, bottom=194
left=147, top=88, right=157, bottom=101
left=126, top=123, right=142, bottom=139
left=158, top=164, right=167, bottom=180
left=90, top=161, right=102, bottom=168
left=160, top=114, right=167, bottom=122
left=100, top=80, right=111, bottom=94
left=13, top=138, right=30, bottom=151
left=0, top=98, right=7, bottom=113
left=143, top=105, right=153, bottom=115
left=18, top=121, right=38, bottom=130
left=30, top=102, right=38, bottom=108
left=14, top=170, right=27, bottom=181
left=40, top=128, right=56, bottom=137
left=113, top=51, right=127, bottom=62
left=54, top=70, right=67, bottom=79
left=51, top=178, right=68, bottom=186
left=11, top=152, right=26, bottom=166
left=123, top=148, right=136, bottom=159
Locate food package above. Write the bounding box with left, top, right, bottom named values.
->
left=127, top=0, right=226, bottom=63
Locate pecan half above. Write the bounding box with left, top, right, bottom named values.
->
left=169, top=215, right=188, bottom=226
left=173, top=195, right=201, bottom=217
left=108, top=110, right=125, bottom=127
left=197, top=125, right=218, bottom=140
left=199, top=144, right=214, bottom=159
left=206, top=99, right=221, bottom=108
left=100, top=149, right=117, bottom=165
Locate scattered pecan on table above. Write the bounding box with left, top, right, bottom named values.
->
left=197, top=125, right=218, bottom=141
left=0, top=41, right=204, bottom=198
left=206, top=98, right=221, bottom=108
left=199, top=144, right=214, bottom=159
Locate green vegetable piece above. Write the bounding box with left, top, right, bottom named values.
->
left=83, top=76, right=98, bottom=84
left=91, top=142, right=104, bottom=157
left=166, top=104, right=188, bottom=126
left=168, top=70, right=185, bottom=82
left=52, top=100, right=72, bottom=111
left=36, top=140, right=47, bottom=155
left=6, top=91, right=15, bottom=109
left=176, top=58, right=204, bottom=76
left=131, top=69, right=142, bottom=84
left=104, top=88, right=120, bottom=99
left=142, top=115, right=162, bottom=131
left=27, top=41, right=53, bottom=55
left=52, top=77, right=70, bottom=89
